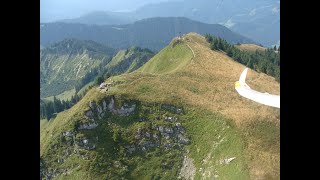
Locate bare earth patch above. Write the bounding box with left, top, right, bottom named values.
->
left=179, top=154, right=196, bottom=180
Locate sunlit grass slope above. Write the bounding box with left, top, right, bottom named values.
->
left=41, top=33, right=280, bottom=180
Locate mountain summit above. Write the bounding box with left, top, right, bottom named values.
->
left=40, top=33, right=279, bottom=180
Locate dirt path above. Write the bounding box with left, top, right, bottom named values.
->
left=187, top=43, right=195, bottom=58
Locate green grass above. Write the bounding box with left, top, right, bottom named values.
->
left=41, top=97, right=187, bottom=179
left=106, top=50, right=126, bottom=69
left=126, top=60, right=138, bottom=73
left=40, top=119, right=49, bottom=129
left=44, top=88, right=76, bottom=101
left=40, top=52, right=103, bottom=98
left=40, top=92, right=251, bottom=179
left=77, top=81, right=94, bottom=96
left=138, top=40, right=193, bottom=74
left=181, top=107, right=250, bottom=179
left=40, top=33, right=279, bottom=180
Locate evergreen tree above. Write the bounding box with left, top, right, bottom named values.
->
left=204, top=34, right=213, bottom=43
left=205, top=33, right=279, bottom=81
left=53, top=96, right=59, bottom=113
left=95, top=75, right=104, bottom=85
left=45, top=102, right=53, bottom=120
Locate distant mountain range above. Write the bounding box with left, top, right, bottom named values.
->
left=59, top=11, right=136, bottom=25
left=49, top=0, right=279, bottom=47
left=40, top=39, right=154, bottom=99
left=40, top=39, right=116, bottom=98
left=41, top=17, right=256, bottom=51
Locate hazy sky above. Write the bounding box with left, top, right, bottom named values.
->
left=40, top=0, right=181, bottom=22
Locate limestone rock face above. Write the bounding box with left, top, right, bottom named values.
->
left=78, top=122, right=98, bottom=130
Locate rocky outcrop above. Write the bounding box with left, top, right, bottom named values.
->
left=165, top=116, right=177, bottom=122
left=124, top=145, right=136, bottom=154
left=78, top=122, right=98, bottom=130
left=42, top=98, right=190, bottom=179
left=177, top=134, right=190, bottom=145
left=125, top=121, right=190, bottom=154
left=108, top=99, right=136, bottom=116
left=161, top=104, right=183, bottom=114
left=62, top=131, right=74, bottom=137
left=75, top=138, right=96, bottom=150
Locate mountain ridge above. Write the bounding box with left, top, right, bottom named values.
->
left=40, top=17, right=256, bottom=51
left=44, top=0, right=279, bottom=46
left=40, top=33, right=279, bottom=179
left=40, top=39, right=154, bottom=99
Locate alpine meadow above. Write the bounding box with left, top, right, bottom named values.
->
left=40, top=1, right=280, bottom=179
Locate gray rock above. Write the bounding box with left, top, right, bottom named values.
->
left=83, top=139, right=88, bottom=145
left=164, top=143, right=173, bottom=148
left=176, top=124, right=186, bottom=134
left=85, top=110, right=93, bottom=118
left=75, top=140, right=84, bottom=147
left=163, top=133, right=171, bottom=140
left=89, top=101, right=96, bottom=110
left=108, top=98, right=115, bottom=110
left=176, top=108, right=183, bottom=114
left=177, top=134, right=190, bottom=145
left=102, top=100, right=107, bottom=110
left=135, top=134, right=142, bottom=140
left=62, top=131, right=74, bottom=137
left=145, top=132, right=151, bottom=138
left=125, top=145, right=136, bottom=153
left=158, top=126, right=164, bottom=133
left=116, top=104, right=136, bottom=116
left=97, top=105, right=103, bottom=114
left=78, top=122, right=98, bottom=130
left=85, top=144, right=96, bottom=150
left=108, top=98, right=136, bottom=116
left=165, top=127, right=174, bottom=134
left=139, top=141, right=156, bottom=150
left=166, top=117, right=177, bottom=122
left=99, top=83, right=106, bottom=89
left=153, top=134, right=159, bottom=140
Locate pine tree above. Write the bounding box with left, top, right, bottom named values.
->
left=45, top=102, right=53, bottom=120
left=95, top=75, right=104, bottom=85
left=204, top=34, right=213, bottom=43
left=53, top=96, right=62, bottom=113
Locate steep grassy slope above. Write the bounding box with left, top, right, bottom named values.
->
left=40, top=39, right=115, bottom=98
left=40, top=33, right=279, bottom=180
left=106, top=46, right=154, bottom=74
